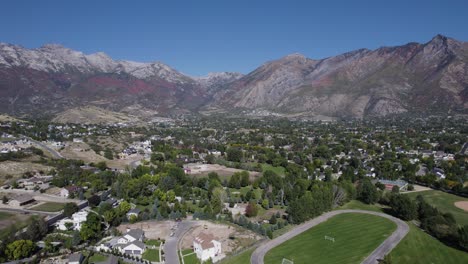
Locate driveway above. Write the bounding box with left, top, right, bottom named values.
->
left=164, top=220, right=196, bottom=264
left=251, top=209, right=409, bottom=264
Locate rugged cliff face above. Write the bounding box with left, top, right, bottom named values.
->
left=0, top=35, right=466, bottom=120
left=210, top=35, right=468, bottom=118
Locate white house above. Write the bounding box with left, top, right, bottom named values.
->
left=56, top=211, right=88, bottom=231
left=193, top=233, right=222, bottom=262
left=73, top=138, right=84, bottom=143
left=95, top=229, right=145, bottom=254
left=116, top=241, right=146, bottom=255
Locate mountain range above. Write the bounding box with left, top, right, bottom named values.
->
left=0, top=34, right=466, bottom=122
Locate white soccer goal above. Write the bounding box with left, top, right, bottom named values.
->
left=281, top=258, right=294, bottom=264
left=324, top=235, right=335, bottom=242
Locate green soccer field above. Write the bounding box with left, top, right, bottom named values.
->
left=264, top=213, right=396, bottom=264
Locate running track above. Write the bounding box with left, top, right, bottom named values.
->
left=250, top=209, right=409, bottom=264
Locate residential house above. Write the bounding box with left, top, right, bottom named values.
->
left=68, top=252, right=84, bottom=264
left=60, top=186, right=81, bottom=198
left=126, top=208, right=141, bottom=220
left=433, top=168, right=446, bottom=180
left=119, top=228, right=145, bottom=243
left=378, top=179, right=408, bottom=191
left=116, top=240, right=146, bottom=256
left=109, top=229, right=146, bottom=256
left=193, top=232, right=222, bottom=262
left=9, top=194, right=35, bottom=207
left=56, top=211, right=89, bottom=231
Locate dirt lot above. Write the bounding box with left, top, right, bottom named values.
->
left=0, top=161, right=52, bottom=183
left=185, top=163, right=260, bottom=179
left=0, top=211, right=31, bottom=234
left=59, top=142, right=107, bottom=163
left=59, top=142, right=142, bottom=170
left=117, top=220, right=174, bottom=240
left=107, top=155, right=144, bottom=170
left=455, top=201, right=468, bottom=212
left=180, top=221, right=261, bottom=254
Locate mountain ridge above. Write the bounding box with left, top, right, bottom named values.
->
left=0, top=34, right=466, bottom=121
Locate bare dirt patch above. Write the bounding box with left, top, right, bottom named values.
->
left=0, top=161, right=52, bottom=183
left=185, top=163, right=260, bottom=179
left=0, top=211, right=31, bottom=233
left=454, top=201, right=468, bottom=212
left=59, top=142, right=107, bottom=164
left=180, top=221, right=261, bottom=254
left=117, top=220, right=174, bottom=240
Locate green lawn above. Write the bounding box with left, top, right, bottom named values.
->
left=261, top=163, right=285, bottom=176
left=145, top=239, right=162, bottom=247
left=30, top=202, right=65, bottom=212
left=337, top=200, right=384, bottom=212
left=264, top=213, right=397, bottom=264
left=89, top=253, right=107, bottom=263
left=183, top=252, right=200, bottom=264
left=229, top=186, right=263, bottom=199
left=0, top=211, right=13, bottom=220
left=143, top=248, right=160, bottom=262
left=404, top=190, right=468, bottom=225
left=390, top=222, right=468, bottom=263
left=220, top=248, right=255, bottom=264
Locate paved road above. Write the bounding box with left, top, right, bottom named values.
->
left=251, top=209, right=409, bottom=264
left=27, top=138, right=63, bottom=159
left=0, top=188, right=81, bottom=203
left=164, top=220, right=196, bottom=264
left=0, top=207, right=57, bottom=216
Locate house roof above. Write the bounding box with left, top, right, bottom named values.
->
left=194, top=232, right=217, bottom=250
left=69, top=252, right=83, bottom=262
left=126, top=228, right=144, bottom=239
left=127, top=208, right=141, bottom=214
left=378, top=179, right=408, bottom=187
left=116, top=240, right=146, bottom=250
left=12, top=194, right=34, bottom=203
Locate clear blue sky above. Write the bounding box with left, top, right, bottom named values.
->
left=1, top=0, right=467, bottom=76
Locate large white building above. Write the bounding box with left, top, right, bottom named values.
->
left=193, top=233, right=222, bottom=262
left=56, top=211, right=88, bottom=231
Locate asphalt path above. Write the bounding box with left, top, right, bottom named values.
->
left=164, top=220, right=196, bottom=264
left=26, top=137, right=63, bottom=159
left=251, top=209, right=409, bottom=264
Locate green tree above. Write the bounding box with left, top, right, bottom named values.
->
left=227, top=148, right=243, bottom=162
left=389, top=194, right=417, bottom=221
left=80, top=213, right=102, bottom=241
left=245, top=202, right=258, bottom=217
left=269, top=214, right=277, bottom=224
left=25, top=216, right=48, bottom=242
left=6, top=240, right=34, bottom=260
left=240, top=171, right=250, bottom=187
left=228, top=173, right=241, bottom=188
left=357, top=178, right=379, bottom=204
left=63, top=202, right=79, bottom=217
left=459, top=225, right=468, bottom=251
left=117, top=201, right=131, bottom=216
left=104, top=147, right=114, bottom=160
